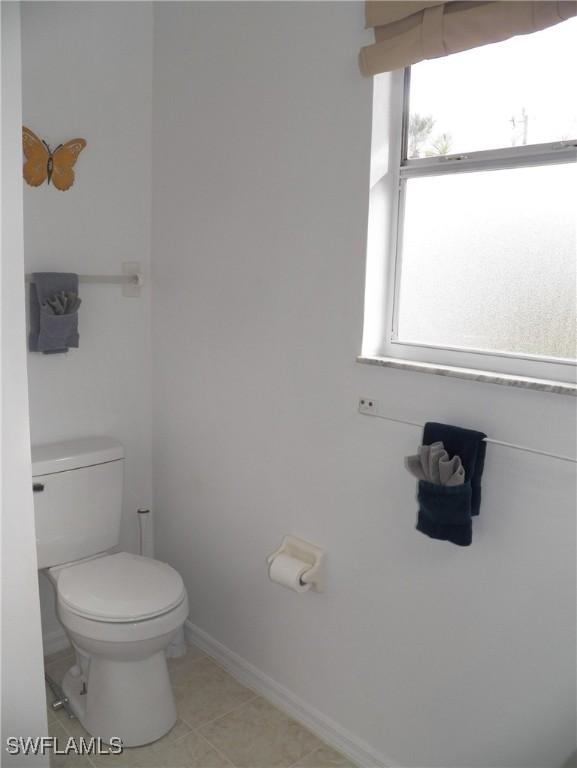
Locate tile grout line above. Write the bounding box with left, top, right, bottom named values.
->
left=189, top=709, right=323, bottom=768
left=171, top=650, right=261, bottom=728
left=286, top=744, right=322, bottom=768
left=176, top=691, right=258, bottom=734
left=107, top=718, right=238, bottom=767
left=168, top=650, right=261, bottom=765
left=48, top=717, right=96, bottom=768
left=182, top=653, right=335, bottom=767
left=194, top=729, right=237, bottom=767
left=169, top=651, right=208, bottom=667
left=175, top=649, right=336, bottom=768
left=52, top=709, right=95, bottom=767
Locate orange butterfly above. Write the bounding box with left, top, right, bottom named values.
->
left=22, top=126, right=86, bottom=191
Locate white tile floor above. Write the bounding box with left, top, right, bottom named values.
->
left=45, top=645, right=355, bottom=768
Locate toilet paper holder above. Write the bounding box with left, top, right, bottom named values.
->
left=267, top=535, right=325, bottom=592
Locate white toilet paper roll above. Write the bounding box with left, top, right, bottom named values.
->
left=268, top=554, right=311, bottom=593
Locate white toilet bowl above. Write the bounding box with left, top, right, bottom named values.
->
left=49, top=551, right=189, bottom=747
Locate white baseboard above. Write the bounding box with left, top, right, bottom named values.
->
left=184, top=620, right=397, bottom=768
left=42, top=625, right=70, bottom=658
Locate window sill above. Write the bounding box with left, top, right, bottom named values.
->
left=356, top=356, right=577, bottom=396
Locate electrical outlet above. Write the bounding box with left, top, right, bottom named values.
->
left=358, top=397, right=378, bottom=416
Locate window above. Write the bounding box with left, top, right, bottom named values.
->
left=367, top=18, right=577, bottom=384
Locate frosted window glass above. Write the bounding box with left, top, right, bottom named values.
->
left=396, top=164, right=577, bottom=360
left=407, top=18, right=577, bottom=158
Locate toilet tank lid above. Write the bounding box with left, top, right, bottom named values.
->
left=32, top=437, right=124, bottom=476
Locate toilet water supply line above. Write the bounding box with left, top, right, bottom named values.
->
left=137, top=509, right=150, bottom=556
left=45, top=673, right=75, bottom=719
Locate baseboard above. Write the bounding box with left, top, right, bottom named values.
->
left=184, top=620, right=397, bottom=768
left=42, top=625, right=70, bottom=658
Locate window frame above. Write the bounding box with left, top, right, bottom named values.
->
left=381, top=66, right=577, bottom=383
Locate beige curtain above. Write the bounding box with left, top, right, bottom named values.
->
left=359, top=1, right=577, bottom=76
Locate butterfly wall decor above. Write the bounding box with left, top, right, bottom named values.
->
left=22, top=127, right=86, bottom=191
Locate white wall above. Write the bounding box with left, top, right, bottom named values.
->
left=151, top=4, right=576, bottom=767
left=21, top=1, right=154, bottom=649
left=1, top=2, right=49, bottom=760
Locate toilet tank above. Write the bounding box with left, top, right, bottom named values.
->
left=32, top=437, right=125, bottom=569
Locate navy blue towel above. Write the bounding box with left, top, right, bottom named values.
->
left=416, top=422, right=487, bottom=547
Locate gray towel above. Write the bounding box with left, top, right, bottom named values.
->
left=29, top=273, right=80, bottom=354
left=405, top=441, right=465, bottom=487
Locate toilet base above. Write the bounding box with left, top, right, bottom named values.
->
left=54, top=585, right=188, bottom=747
left=62, top=650, right=177, bottom=748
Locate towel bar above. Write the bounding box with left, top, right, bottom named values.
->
left=361, top=412, right=577, bottom=464
left=25, top=262, right=143, bottom=297
left=25, top=273, right=140, bottom=285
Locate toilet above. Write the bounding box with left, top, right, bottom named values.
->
left=32, top=437, right=189, bottom=747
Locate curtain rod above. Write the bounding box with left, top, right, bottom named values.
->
left=367, top=413, right=577, bottom=464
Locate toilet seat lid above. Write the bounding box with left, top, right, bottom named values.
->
left=56, top=552, right=186, bottom=622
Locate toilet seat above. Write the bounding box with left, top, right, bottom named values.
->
left=56, top=552, right=186, bottom=622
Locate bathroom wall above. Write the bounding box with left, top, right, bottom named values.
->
left=21, top=2, right=154, bottom=650
left=1, top=2, right=49, bottom=759
left=151, top=3, right=576, bottom=767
